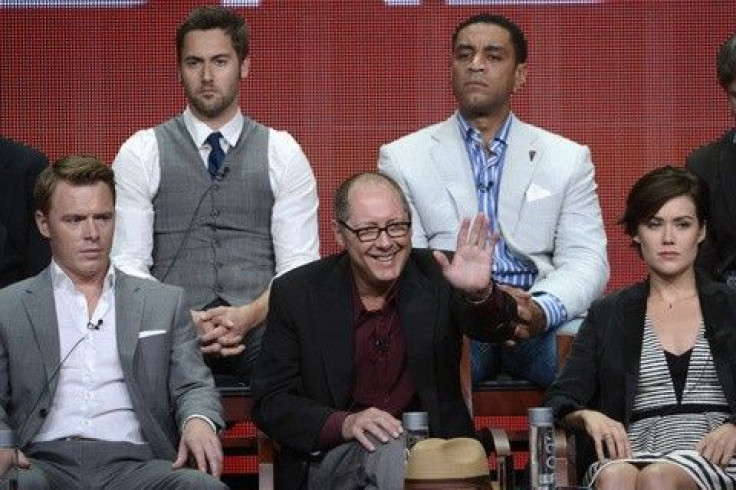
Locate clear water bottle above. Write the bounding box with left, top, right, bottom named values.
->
left=528, top=407, right=555, bottom=490
left=402, top=412, right=429, bottom=450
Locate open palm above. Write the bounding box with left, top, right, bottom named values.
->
left=434, top=214, right=496, bottom=293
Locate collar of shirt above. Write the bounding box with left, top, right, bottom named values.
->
left=456, top=111, right=513, bottom=152
left=182, top=107, right=244, bottom=149
left=349, top=273, right=400, bottom=323
left=50, top=260, right=116, bottom=295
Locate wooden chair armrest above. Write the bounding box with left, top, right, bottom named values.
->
left=554, top=427, right=577, bottom=487
left=477, top=427, right=514, bottom=490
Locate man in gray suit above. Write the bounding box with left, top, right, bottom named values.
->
left=0, top=156, right=226, bottom=489
left=379, top=13, right=609, bottom=387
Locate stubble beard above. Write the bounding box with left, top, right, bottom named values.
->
left=188, top=89, right=238, bottom=120
left=459, top=92, right=509, bottom=121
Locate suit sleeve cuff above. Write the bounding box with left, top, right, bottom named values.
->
left=532, top=293, right=567, bottom=330
left=183, top=414, right=219, bottom=434
left=317, top=411, right=349, bottom=450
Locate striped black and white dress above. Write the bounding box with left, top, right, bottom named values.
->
left=586, top=317, right=736, bottom=489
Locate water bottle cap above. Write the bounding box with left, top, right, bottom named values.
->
left=528, top=407, right=554, bottom=425
left=402, top=411, right=429, bottom=430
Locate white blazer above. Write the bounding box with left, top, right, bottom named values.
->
left=379, top=114, right=609, bottom=320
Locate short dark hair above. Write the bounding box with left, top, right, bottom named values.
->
left=334, top=172, right=411, bottom=224
left=717, top=33, right=736, bottom=90
left=619, top=166, right=709, bottom=241
left=452, top=13, right=528, bottom=64
left=34, top=155, right=115, bottom=216
left=176, top=6, right=249, bottom=63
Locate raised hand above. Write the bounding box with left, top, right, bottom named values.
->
left=433, top=214, right=497, bottom=295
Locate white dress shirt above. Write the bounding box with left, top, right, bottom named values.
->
left=34, top=262, right=145, bottom=443
left=111, top=108, right=320, bottom=280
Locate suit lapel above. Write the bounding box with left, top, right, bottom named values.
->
left=698, top=274, right=736, bottom=409
left=314, top=255, right=355, bottom=408
left=397, top=256, right=439, bottom=411
left=430, top=116, right=478, bottom=219
left=620, top=282, right=647, bottom=424
left=115, top=271, right=144, bottom=371
left=22, top=268, right=61, bottom=388
left=498, top=118, right=540, bottom=233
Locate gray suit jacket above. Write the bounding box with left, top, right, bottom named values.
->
left=379, top=114, right=609, bottom=320
left=0, top=267, right=223, bottom=460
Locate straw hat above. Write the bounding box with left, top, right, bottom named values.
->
left=405, top=437, right=490, bottom=489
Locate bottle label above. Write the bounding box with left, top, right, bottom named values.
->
left=406, top=429, right=428, bottom=450
left=534, top=426, right=556, bottom=488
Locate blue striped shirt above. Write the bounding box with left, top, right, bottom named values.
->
left=458, top=112, right=567, bottom=330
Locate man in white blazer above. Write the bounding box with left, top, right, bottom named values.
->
left=0, top=156, right=226, bottom=489
left=379, top=13, right=608, bottom=387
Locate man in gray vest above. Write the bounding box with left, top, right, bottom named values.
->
left=112, top=6, right=319, bottom=379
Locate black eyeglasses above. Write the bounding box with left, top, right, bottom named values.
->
left=338, top=220, right=412, bottom=243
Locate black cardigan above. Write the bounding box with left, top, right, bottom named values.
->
left=544, top=272, right=736, bottom=477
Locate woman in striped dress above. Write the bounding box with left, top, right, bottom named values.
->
left=545, top=166, right=736, bottom=489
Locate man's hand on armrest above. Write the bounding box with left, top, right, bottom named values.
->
left=173, top=417, right=223, bottom=479
left=0, top=447, right=31, bottom=476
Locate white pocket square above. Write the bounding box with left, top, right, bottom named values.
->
left=526, top=183, right=552, bottom=202
left=138, top=329, right=166, bottom=339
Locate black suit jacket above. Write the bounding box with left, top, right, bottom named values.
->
left=0, top=137, right=51, bottom=288
left=686, top=129, right=736, bottom=279
left=251, top=249, right=517, bottom=489
left=544, top=273, right=736, bottom=477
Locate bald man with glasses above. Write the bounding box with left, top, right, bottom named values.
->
left=251, top=172, right=520, bottom=489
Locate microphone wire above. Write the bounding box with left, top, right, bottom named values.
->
left=158, top=167, right=229, bottom=283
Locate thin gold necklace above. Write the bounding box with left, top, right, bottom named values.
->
left=649, top=292, right=698, bottom=310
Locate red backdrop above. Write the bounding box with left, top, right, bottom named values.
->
left=2, top=1, right=734, bottom=291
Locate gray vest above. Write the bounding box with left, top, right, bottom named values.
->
left=151, top=115, right=275, bottom=310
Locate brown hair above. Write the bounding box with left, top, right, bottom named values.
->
left=176, top=6, right=249, bottom=63
left=619, top=165, right=709, bottom=243
left=34, top=155, right=115, bottom=215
